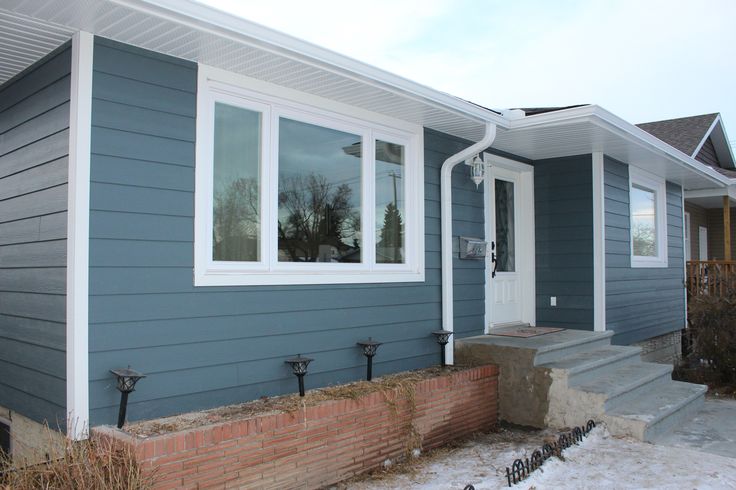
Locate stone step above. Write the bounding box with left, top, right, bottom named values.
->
left=604, top=381, right=707, bottom=442
left=570, top=361, right=673, bottom=410
left=533, top=330, right=615, bottom=365
left=538, top=345, right=642, bottom=385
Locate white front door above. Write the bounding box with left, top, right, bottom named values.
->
left=485, top=156, right=535, bottom=330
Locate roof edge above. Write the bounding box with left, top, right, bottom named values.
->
left=119, top=0, right=507, bottom=127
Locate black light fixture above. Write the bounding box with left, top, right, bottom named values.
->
left=285, top=354, right=313, bottom=396
left=110, top=367, right=146, bottom=429
left=431, top=330, right=453, bottom=366
left=356, top=337, right=382, bottom=381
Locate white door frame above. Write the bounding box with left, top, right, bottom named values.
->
left=483, top=153, right=535, bottom=332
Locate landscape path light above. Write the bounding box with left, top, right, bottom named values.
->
left=110, top=366, right=146, bottom=429
left=285, top=354, right=313, bottom=396
left=431, top=330, right=453, bottom=366
left=356, top=337, right=382, bottom=381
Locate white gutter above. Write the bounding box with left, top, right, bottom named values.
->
left=441, top=122, right=496, bottom=364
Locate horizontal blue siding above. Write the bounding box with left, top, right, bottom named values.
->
left=604, top=156, right=685, bottom=345
left=533, top=155, right=594, bottom=330
left=87, top=39, right=485, bottom=425
left=0, top=44, right=70, bottom=425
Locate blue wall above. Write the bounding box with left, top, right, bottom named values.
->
left=604, top=157, right=685, bottom=344
left=0, top=44, right=70, bottom=425
left=533, top=155, right=595, bottom=330
left=87, top=39, right=486, bottom=425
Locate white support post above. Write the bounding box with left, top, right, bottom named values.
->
left=592, top=152, right=607, bottom=332
left=67, top=30, right=93, bottom=440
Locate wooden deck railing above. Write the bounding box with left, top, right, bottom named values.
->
left=687, top=260, right=736, bottom=297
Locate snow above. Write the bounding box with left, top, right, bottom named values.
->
left=343, top=426, right=736, bottom=489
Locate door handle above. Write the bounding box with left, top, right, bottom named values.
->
left=491, top=241, right=498, bottom=278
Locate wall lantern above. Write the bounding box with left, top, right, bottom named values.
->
left=431, top=330, right=453, bottom=366
left=285, top=354, right=313, bottom=396
left=468, top=154, right=485, bottom=188
left=110, top=367, right=146, bottom=429
left=356, top=337, right=382, bottom=381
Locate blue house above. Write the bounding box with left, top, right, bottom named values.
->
left=0, top=0, right=732, bottom=458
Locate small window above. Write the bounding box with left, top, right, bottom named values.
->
left=629, top=168, right=668, bottom=268
left=195, top=65, right=424, bottom=286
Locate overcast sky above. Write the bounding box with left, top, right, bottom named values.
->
left=199, top=0, right=736, bottom=147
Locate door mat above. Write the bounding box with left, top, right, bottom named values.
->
left=489, top=326, right=564, bottom=338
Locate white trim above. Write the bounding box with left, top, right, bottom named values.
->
left=194, top=64, right=424, bottom=286
left=629, top=166, right=669, bottom=268
left=440, top=123, right=496, bottom=365
left=66, top=30, right=93, bottom=440
left=682, top=194, right=688, bottom=329
left=124, top=0, right=508, bottom=128
left=690, top=115, right=721, bottom=158
left=508, top=105, right=733, bottom=188
left=592, top=153, right=607, bottom=332
left=483, top=154, right=535, bottom=331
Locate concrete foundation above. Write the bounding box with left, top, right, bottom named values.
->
left=0, top=404, right=65, bottom=465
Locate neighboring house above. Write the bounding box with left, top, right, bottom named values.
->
left=0, top=0, right=733, bottom=459
left=638, top=113, right=736, bottom=263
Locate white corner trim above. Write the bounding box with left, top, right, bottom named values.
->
left=690, top=114, right=721, bottom=158
left=66, top=30, right=93, bottom=440
left=592, top=153, right=606, bottom=332
left=440, top=122, right=496, bottom=365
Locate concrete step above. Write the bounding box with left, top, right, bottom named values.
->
left=570, top=361, right=673, bottom=410
left=538, top=345, right=642, bottom=385
left=604, top=381, right=707, bottom=442
left=533, top=330, right=615, bottom=365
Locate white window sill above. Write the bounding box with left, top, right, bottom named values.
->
left=194, top=270, right=426, bottom=286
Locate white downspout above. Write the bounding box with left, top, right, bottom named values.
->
left=440, top=122, right=497, bottom=364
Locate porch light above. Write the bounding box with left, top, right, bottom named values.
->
left=431, top=330, right=453, bottom=366
left=356, top=337, right=382, bottom=381
left=110, top=367, right=146, bottom=429
left=285, top=354, right=313, bottom=396
left=468, top=154, right=485, bottom=188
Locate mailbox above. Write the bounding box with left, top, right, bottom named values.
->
left=459, top=236, right=488, bottom=260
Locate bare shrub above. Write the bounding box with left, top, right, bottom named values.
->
left=685, top=286, right=736, bottom=386
left=0, top=434, right=155, bottom=490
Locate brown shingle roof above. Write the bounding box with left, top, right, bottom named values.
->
left=636, top=113, right=718, bottom=156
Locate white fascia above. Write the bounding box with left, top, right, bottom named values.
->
left=690, top=114, right=722, bottom=158
left=119, top=0, right=508, bottom=128
left=592, top=152, right=606, bottom=332
left=66, top=30, right=93, bottom=440
left=440, top=122, right=496, bottom=365
left=508, top=105, right=733, bottom=188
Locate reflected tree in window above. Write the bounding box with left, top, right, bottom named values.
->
left=378, top=202, right=403, bottom=263
left=631, top=185, right=657, bottom=257
left=278, top=173, right=360, bottom=262
left=214, top=177, right=259, bottom=261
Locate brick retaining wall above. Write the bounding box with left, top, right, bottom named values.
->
left=94, top=365, right=498, bottom=489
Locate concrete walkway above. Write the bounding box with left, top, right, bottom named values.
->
left=653, top=397, right=736, bottom=458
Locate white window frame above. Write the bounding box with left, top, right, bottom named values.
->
left=194, top=65, right=424, bottom=286
left=629, top=167, right=668, bottom=268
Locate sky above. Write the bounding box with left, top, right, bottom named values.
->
left=198, top=0, right=736, bottom=147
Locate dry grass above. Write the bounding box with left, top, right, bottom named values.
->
left=0, top=435, right=156, bottom=490
left=126, top=366, right=464, bottom=438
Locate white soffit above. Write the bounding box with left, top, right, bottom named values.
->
left=0, top=0, right=503, bottom=141
left=493, top=106, right=732, bottom=191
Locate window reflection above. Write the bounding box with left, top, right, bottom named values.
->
left=277, top=118, right=362, bottom=262
left=375, top=141, right=405, bottom=263
left=212, top=103, right=261, bottom=262
left=631, top=185, right=657, bottom=257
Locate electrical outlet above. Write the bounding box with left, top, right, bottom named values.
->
left=550, top=296, right=557, bottom=307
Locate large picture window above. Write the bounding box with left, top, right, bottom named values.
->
left=629, top=168, right=668, bottom=268
left=195, top=66, right=424, bottom=285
